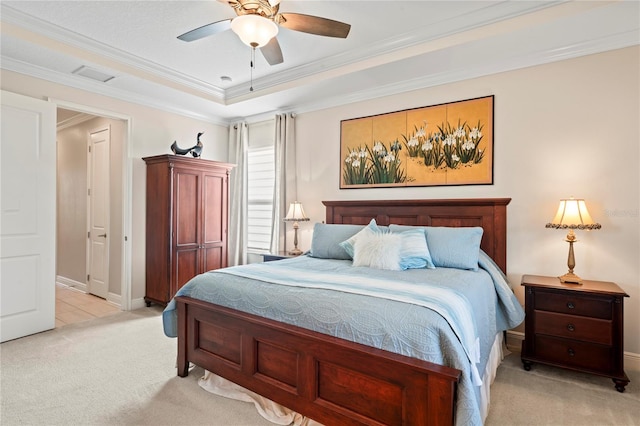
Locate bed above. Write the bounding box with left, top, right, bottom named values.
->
left=162, top=198, right=523, bottom=425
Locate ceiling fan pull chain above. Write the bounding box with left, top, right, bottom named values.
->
left=250, top=44, right=256, bottom=92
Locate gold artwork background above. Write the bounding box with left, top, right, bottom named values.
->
left=340, top=96, right=494, bottom=188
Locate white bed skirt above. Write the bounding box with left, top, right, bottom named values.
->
left=198, top=332, right=506, bottom=425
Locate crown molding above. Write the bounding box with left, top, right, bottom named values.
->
left=56, top=112, right=95, bottom=131
left=1, top=56, right=228, bottom=126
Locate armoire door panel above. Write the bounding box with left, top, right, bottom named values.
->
left=203, top=245, right=223, bottom=272
left=175, top=248, right=199, bottom=293
left=203, top=174, right=224, bottom=244
left=175, top=171, right=199, bottom=246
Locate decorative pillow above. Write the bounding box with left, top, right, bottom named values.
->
left=309, top=223, right=365, bottom=260
left=389, top=225, right=484, bottom=271
left=339, top=218, right=387, bottom=259
left=397, top=228, right=436, bottom=270
left=352, top=228, right=402, bottom=271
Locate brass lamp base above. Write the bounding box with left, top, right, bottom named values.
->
left=288, top=247, right=303, bottom=256
left=559, top=271, right=583, bottom=284
left=287, top=222, right=303, bottom=256
left=559, top=230, right=582, bottom=284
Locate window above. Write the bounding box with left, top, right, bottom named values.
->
left=247, top=146, right=275, bottom=251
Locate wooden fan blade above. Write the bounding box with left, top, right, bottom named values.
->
left=177, top=19, right=232, bottom=42
left=260, top=37, right=284, bottom=65
left=279, top=13, right=351, bottom=38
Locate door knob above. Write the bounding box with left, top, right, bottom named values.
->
left=98, top=233, right=107, bottom=238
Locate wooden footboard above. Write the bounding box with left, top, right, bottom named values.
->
left=176, top=296, right=461, bottom=425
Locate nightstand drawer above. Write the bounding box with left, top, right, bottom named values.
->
left=535, top=310, right=612, bottom=345
left=534, top=290, right=612, bottom=319
left=534, top=335, right=612, bottom=373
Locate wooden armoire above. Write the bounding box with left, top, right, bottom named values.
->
left=143, top=154, right=234, bottom=306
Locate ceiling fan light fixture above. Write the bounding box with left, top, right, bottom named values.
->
left=231, top=14, right=278, bottom=48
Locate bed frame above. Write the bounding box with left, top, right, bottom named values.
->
left=176, top=198, right=511, bottom=425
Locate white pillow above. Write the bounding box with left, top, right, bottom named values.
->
left=339, top=218, right=386, bottom=259
left=352, top=228, right=402, bottom=271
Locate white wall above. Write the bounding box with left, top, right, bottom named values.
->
left=1, top=69, right=229, bottom=304
left=294, top=46, right=640, bottom=357
left=56, top=121, right=88, bottom=284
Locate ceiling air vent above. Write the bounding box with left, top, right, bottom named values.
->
left=72, top=66, right=115, bottom=83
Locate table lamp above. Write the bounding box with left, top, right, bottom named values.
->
left=283, top=201, right=309, bottom=255
left=545, top=197, right=601, bottom=284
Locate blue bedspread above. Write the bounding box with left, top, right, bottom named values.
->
left=163, top=251, right=524, bottom=426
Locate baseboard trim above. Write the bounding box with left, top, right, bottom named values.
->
left=56, top=275, right=87, bottom=292
left=506, top=330, right=640, bottom=372
left=131, top=297, right=147, bottom=310
left=106, top=292, right=121, bottom=308
left=505, top=330, right=524, bottom=353
left=623, top=351, right=640, bottom=373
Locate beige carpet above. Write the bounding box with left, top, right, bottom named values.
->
left=1, top=307, right=638, bottom=426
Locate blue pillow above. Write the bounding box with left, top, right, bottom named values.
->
left=397, top=228, right=435, bottom=270
left=389, top=225, right=483, bottom=271
left=339, top=219, right=386, bottom=259
left=309, top=223, right=365, bottom=260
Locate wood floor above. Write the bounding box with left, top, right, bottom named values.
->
left=55, top=283, right=120, bottom=327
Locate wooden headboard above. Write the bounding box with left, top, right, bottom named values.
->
left=323, top=198, right=511, bottom=273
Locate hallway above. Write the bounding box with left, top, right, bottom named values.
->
left=55, top=284, right=120, bottom=327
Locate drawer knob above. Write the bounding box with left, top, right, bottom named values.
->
left=567, top=302, right=575, bottom=309
left=568, top=348, right=575, bottom=357
left=567, top=324, right=575, bottom=332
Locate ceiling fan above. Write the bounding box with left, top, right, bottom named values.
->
left=177, top=0, right=351, bottom=66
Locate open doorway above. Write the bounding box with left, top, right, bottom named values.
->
left=55, top=106, right=131, bottom=326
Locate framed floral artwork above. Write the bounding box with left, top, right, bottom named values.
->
left=340, top=95, right=494, bottom=188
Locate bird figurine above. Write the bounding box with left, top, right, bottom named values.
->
left=170, top=132, right=204, bottom=157
left=190, top=132, right=204, bottom=158
left=170, top=140, right=191, bottom=155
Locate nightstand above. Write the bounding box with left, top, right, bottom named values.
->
left=262, top=251, right=297, bottom=262
left=521, top=274, right=629, bottom=392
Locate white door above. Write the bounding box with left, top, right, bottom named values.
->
left=0, top=91, right=56, bottom=342
left=87, top=127, right=110, bottom=299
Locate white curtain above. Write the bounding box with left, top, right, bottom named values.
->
left=228, top=121, right=248, bottom=266
left=270, top=113, right=297, bottom=253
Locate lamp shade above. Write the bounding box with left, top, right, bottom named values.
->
left=231, top=14, right=278, bottom=48
left=546, top=198, right=601, bottom=230
left=284, top=202, right=309, bottom=222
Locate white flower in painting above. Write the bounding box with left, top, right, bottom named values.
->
left=452, top=154, right=460, bottom=162
left=352, top=159, right=361, bottom=167
left=384, top=153, right=395, bottom=163
left=443, top=135, right=456, bottom=146
left=408, top=136, right=419, bottom=147
left=454, top=126, right=465, bottom=138
left=373, top=142, right=384, bottom=152
left=469, top=127, right=482, bottom=139
left=345, top=156, right=352, bottom=164
left=359, top=148, right=367, bottom=158
left=415, top=127, right=426, bottom=138
left=422, top=141, right=433, bottom=151
left=462, top=141, right=475, bottom=150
